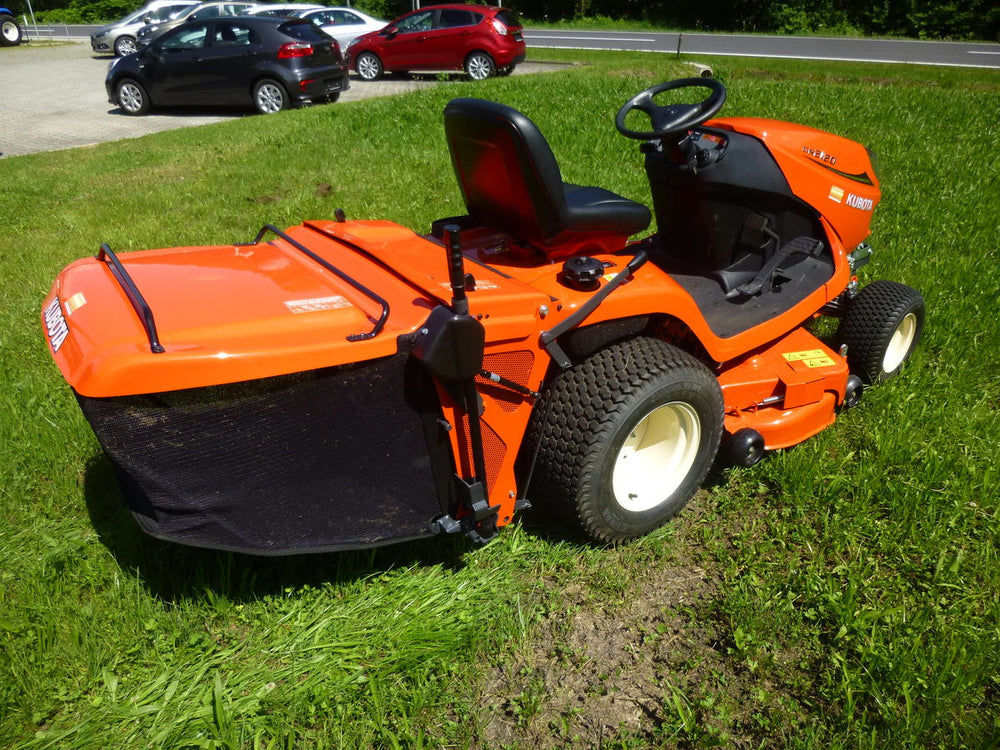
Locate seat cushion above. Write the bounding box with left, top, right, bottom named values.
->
left=562, top=183, right=652, bottom=234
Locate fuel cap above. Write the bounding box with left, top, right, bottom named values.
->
left=562, top=256, right=604, bottom=290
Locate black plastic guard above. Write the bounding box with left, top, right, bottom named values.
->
left=77, top=352, right=447, bottom=555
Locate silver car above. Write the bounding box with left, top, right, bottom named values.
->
left=135, top=1, right=259, bottom=45
left=90, top=1, right=196, bottom=56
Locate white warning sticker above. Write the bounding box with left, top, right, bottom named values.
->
left=285, top=296, right=351, bottom=314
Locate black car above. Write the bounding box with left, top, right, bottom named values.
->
left=107, top=16, right=350, bottom=115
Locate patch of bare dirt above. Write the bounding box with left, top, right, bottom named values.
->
left=472, top=494, right=804, bottom=748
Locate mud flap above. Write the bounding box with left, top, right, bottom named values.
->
left=77, top=351, right=447, bottom=555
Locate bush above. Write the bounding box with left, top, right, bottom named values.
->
left=353, top=0, right=410, bottom=22
left=36, top=0, right=132, bottom=23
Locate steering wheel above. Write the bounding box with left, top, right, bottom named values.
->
left=615, top=78, right=727, bottom=141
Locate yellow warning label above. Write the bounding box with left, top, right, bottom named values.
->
left=784, top=350, right=826, bottom=361
left=65, top=292, right=87, bottom=314
left=784, top=350, right=836, bottom=368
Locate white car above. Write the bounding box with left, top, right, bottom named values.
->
left=294, top=6, right=384, bottom=48
left=246, top=3, right=324, bottom=18
left=90, top=0, right=196, bottom=56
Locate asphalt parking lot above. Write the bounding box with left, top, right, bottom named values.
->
left=0, top=41, right=555, bottom=159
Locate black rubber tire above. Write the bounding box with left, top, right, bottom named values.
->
left=116, top=78, right=150, bottom=115
left=1, top=13, right=23, bottom=46
left=356, top=51, right=383, bottom=81
left=252, top=78, right=288, bottom=114
left=841, top=374, right=864, bottom=409
left=727, top=428, right=765, bottom=468
left=836, top=280, right=925, bottom=384
left=528, top=337, right=724, bottom=544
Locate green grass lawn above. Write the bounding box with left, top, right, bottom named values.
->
left=1, top=49, right=999, bottom=748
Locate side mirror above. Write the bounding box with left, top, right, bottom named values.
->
left=383, top=26, right=396, bottom=38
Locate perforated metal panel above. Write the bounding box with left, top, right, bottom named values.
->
left=478, top=350, right=534, bottom=412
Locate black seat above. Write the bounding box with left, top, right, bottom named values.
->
left=443, top=98, right=651, bottom=258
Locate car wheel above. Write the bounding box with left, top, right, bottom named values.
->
left=253, top=79, right=288, bottom=115
left=464, top=51, right=494, bottom=80
left=836, top=280, right=925, bottom=384
left=116, top=78, right=150, bottom=115
left=114, top=35, right=137, bottom=56
left=528, top=337, right=724, bottom=544
left=356, top=51, right=383, bottom=81
left=0, top=13, right=22, bottom=46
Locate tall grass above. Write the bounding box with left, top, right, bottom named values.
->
left=1, top=49, right=999, bottom=747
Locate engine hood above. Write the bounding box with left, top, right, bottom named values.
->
left=711, top=117, right=881, bottom=249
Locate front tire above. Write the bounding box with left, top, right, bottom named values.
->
left=252, top=78, right=288, bottom=114
left=114, top=35, right=137, bottom=56
left=529, top=338, right=724, bottom=544
left=836, top=280, right=925, bottom=384
left=116, top=78, right=150, bottom=115
left=464, top=51, right=494, bottom=80
left=1, top=13, right=23, bottom=46
left=356, top=51, right=383, bottom=81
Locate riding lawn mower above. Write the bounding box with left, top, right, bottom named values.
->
left=41, top=79, right=924, bottom=554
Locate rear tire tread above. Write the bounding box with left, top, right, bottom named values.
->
left=529, top=337, right=723, bottom=544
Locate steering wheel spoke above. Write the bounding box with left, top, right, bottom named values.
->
left=616, top=78, right=727, bottom=141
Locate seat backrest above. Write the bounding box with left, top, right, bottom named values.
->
left=444, top=98, right=568, bottom=247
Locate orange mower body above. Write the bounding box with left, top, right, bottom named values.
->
left=42, top=80, right=924, bottom=553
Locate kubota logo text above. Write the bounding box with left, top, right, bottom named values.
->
left=43, top=298, right=70, bottom=353
left=845, top=193, right=874, bottom=211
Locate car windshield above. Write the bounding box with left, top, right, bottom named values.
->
left=147, top=4, right=192, bottom=22
left=120, top=8, right=148, bottom=23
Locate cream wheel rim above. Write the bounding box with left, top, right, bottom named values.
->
left=612, top=401, right=701, bottom=512
left=883, top=311, right=917, bottom=373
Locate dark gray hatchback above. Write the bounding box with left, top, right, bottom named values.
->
left=106, top=16, right=350, bottom=115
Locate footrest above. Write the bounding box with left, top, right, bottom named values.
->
left=729, top=236, right=824, bottom=298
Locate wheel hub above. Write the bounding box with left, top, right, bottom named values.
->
left=612, top=401, right=702, bottom=512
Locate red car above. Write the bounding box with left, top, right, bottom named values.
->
left=346, top=4, right=525, bottom=81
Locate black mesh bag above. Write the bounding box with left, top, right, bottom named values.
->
left=77, top=352, right=448, bottom=555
